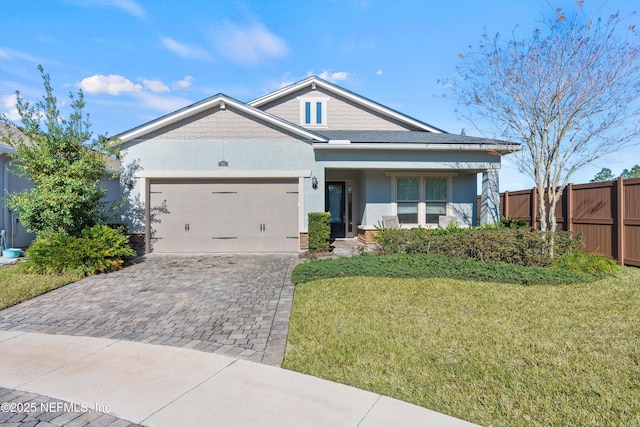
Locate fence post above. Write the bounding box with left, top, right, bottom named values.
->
left=531, top=187, right=538, bottom=229
left=504, top=190, right=509, bottom=220
left=617, top=177, right=625, bottom=266
left=566, top=183, right=573, bottom=233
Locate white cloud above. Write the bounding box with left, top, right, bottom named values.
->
left=173, top=76, right=195, bottom=90
left=78, top=74, right=142, bottom=95
left=82, top=0, right=146, bottom=18
left=278, top=80, right=294, bottom=89
left=161, top=37, right=210, bottom=60
left=317, top=70, right=350, bottom=83
left=2, top=94, right=20, bottom=121
left=110, top=0, right=145, bottom=17
left=0, top=47, right=41, bottom=63
left=376, top=69, right=383, bottom=76
left=213, top=21, right=289, bottom=66
left=142, top=79, right=169, bottom=93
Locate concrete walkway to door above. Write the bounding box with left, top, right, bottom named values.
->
left=0, top=254, right=297, bottom=365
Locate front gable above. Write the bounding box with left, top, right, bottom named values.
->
left=249, top=76, right=444, bottom=133
left=118, top=95, right=328, bottom=146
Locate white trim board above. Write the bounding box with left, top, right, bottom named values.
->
left=135, top=170, right=312, bottom=179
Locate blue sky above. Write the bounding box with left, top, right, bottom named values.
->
left=1, top=0, right=637, bottom=191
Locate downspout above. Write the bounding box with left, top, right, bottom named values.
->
left=2, top=158, right=8, bottom=236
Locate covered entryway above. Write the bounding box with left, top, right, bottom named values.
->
left=148, top=179, right=299, bottom=253
left=325, top=181, right=356, bottom=239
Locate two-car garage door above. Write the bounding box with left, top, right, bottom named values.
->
left=148, top=179, right=299, bottom=253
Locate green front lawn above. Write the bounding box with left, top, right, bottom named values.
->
left=0, top=264, right=79, bottom=310
left=283, top=268, right=640, bottom=426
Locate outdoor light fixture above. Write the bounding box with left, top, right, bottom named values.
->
left=124, top=177, right=134, bottom=190
left=312, top=176, right=318, bottom=189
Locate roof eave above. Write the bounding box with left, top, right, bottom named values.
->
left=0, top=145, right=15, bottom=155
left=313, top=142, right=522, bottom=153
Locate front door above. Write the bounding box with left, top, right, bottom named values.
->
left=326, top=182, right=345, bottom=239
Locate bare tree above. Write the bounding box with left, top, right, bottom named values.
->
left=450, top=4, right=640, bottom=252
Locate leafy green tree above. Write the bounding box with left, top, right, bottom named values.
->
left=591, top=168, right=615, bottom=182
left=0, top=65, right=117, bottom=236
left=450, top=4, right=640, bottom=244
left=591, top=164, right=640, bottom=181
left=620, top=164, right=640, bottom=178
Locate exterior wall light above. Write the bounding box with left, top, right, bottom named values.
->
left=124, top=177, right=134, bottom=190
left=312, top=176, right=318, bottom=189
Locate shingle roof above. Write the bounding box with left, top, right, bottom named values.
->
left=317, top=130, right=518, bottom=146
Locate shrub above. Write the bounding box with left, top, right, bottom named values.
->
left=24, top=225, right=136, bottom=276
left=553, top=252, right=619, bottom=274
left=375, top=226, right=584, bottom=267
left=292, top=253, right=602, bottom=286
left=308, top=212, right=331, bottom=253
left=500, top=216, right=529, bottom=228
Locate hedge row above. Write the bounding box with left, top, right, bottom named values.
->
left=291, top=253, right=603, bottom=286
left=375, top=227, right=584, bottom=267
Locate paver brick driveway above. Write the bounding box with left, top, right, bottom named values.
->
left=0, top=254, right=297, bottom=365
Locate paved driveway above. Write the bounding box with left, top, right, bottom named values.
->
left=0, top=254, right=297, bottom=365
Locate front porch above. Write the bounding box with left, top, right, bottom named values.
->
left=321, top=168, right=500, bottom=242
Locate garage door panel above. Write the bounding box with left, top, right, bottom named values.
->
left=149, top=179, right=299, bottom=253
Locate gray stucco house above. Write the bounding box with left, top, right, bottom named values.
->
left=1, top=128, right=36, bottom=249
left=1, top=124, right=122, bottom=250
left=117, top=76, right=520, bottom=253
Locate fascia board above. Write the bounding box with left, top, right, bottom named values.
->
left=134, top=170, right=312, bottom=178
left=248, top=76, right=316, bottom=106
left=313, top=143, right=522, bottom=153
left=0, top=145, right=15, bottom=155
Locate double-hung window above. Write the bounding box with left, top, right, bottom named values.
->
left=390, top=174, right=453, bottom=227
left=425, top=178, right=447, bottom=225
left=396, top=177, right=419, bottom=223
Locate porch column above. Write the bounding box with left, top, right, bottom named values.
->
left=481, top=169, right=500, bottom=225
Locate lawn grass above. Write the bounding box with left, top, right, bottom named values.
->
left=0, top=264, right=79, bottom=310
left=283, top=267, right=640, bottom=426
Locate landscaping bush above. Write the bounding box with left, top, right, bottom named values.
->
left=292, top=253, right=602, bottom=286
left=375, top=226, right=584, bottom=267
left=308, top=212, right=331, bottom=253
left=552, top=251, right=619, bottom=274
left=24, top=225, right=136, bottom=276
left=500, top=216, right=529, bottom=228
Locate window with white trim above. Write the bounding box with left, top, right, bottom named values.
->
left=396, top=177, right=419, bottom=223
left=425, top=178, right=447, bottom=225
left=299, top=99, right=327, bottom=126
left=390, top=174, right=453, bottom=226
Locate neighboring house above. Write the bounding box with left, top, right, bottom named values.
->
left=0, top=124, right=121, bottom=249
left=0, top=126, right=36, bottom=248
left=117, top=76, right=520, bottom=253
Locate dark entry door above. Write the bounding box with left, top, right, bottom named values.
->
left=326, top=182, right=345, bottom=239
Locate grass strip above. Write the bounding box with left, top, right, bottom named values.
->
left=0, top=264, right=78, bottom=310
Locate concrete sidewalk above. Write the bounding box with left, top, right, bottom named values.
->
left=0, top=331, right=478, bottom=426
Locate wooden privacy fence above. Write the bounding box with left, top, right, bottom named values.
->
left=477, top=177, right=640, bottom=266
